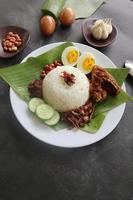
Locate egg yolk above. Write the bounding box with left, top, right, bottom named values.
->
left=67, top=50, right=78, bottom=64
left=83, top=57, right=95, bottom=71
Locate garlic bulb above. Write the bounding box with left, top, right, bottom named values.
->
left=91, top=18, right=113, bottom=40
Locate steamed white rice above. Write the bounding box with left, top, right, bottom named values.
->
left=42, top=66, right=90, bottom=112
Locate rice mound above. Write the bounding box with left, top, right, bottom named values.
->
left=42, top=66, right=90, bottom=112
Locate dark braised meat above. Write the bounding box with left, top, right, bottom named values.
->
left=64, top=99, right=95, bottom=128
left=60, top=71, right=76, bottom=86
left=40, top=60, right=63, bottom=79
left=90, top=65, right=121, bottom=102
left=28, top=79, right=42, bottom=98
left=90, top=78, right=108, bottom=102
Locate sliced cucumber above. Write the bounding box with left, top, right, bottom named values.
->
left=44, top=111, right=60, bottom=126
left=28, top=98, right=44, bottom=113
left=36, top=104, right=54, bottom=120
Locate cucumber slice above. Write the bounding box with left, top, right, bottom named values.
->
left=28, top=98, right=44, bottom=113
left=36, top=104, right=54, bottom=120
left=44, top=111, right=60, bottom=126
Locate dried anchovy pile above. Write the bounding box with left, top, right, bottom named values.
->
left=64, top=99, right=95, bottom=128
left=60, top=71, right=76, bottom=86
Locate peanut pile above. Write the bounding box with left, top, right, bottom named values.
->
left=40, top=60, right=63, bottom=79
left=2, top=32, right=22, bottom=52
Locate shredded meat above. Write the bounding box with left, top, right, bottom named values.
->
left=64, top=99, right=95, bottom=128
left=28, top=79, right=42, bottom=98
left=90, top=65, right=121, bottom=102
left=60, top=71, right=76, bottom=86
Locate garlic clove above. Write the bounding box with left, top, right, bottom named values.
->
left=91, top=20, right=104, bottom=40
left=91, top=20, right=103, bottom=32
left=103, top=18, right=113, bottom=35
left=102, top=24, right=109, bottom=39
left=106, top=24, right=113, bottom=34
left=92, top=27, right=103, bottom=40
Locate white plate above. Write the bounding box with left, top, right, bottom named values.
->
left=10, top=42, right=126, bottom=148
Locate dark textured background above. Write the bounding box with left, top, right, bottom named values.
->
left=0, top=0, right=133, bottom=199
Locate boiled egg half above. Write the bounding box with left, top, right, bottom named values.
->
left=62, top=46, right=80, bottom=67
left=77, top=52, right=96, bottom=74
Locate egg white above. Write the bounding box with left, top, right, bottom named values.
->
left=61, top=46, right=80, bottom=67
left=77, top=52, right=96, bottom=74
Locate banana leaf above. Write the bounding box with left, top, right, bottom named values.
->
left=42, top=0, right=65, bottom=20
left=0, top=43, right=132, bottom=133
left=64, top=0, right=106, bottom=19
left=41, top=0, right=106, bottom=20
left=82, top=112, right=107, bottom=133
left=0, top=42, right=73, bottom=102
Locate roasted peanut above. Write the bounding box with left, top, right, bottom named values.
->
left=11, top=46, right=18, bottom=51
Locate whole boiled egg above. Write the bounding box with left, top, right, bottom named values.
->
left=60, top=8, right=75, bottom=26
left=77, top=52, right=96, bottom=74
left=61, top=46, right=80, bottom=67
left=40, top=16, right=56, bottom=36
